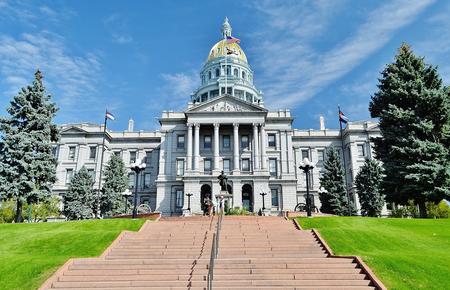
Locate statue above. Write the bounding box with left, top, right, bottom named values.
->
left=217, top=170, right=228, bottom=192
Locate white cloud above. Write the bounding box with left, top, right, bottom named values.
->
left=251, top=0, right=435, bottom=109
left=157, top=71, right=199, bottom=110
left=104, top=13, right=133, bottom=44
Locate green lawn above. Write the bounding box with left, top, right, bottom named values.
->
left=0, top=219, right=145, bottom=290
left=299, top=217, right=450, bottom=290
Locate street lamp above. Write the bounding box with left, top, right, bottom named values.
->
left=121, top=189, right=132, bottom=214
left=186, top=193, right=193, bottom=212
left=260, top=191, right=267, bottom=210
left=130, top=158, right=146, bottom=219
left=299, top=157, right=314, bottom=217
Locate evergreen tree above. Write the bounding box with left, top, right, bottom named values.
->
left=319, top=147, right=356, bottom=216
left=369, top=43, right=450, bottom=217
left=355, top=158, right=384, bottom=217
left=0, top=70, right=59, bottom=222
left=101, top=154, right=129, bottom=216
left=62, top=166, right=95, bottom=220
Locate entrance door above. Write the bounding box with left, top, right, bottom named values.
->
left=242, top=184, right=253, bottom=212
left=200, top=184, right=212, bottom=214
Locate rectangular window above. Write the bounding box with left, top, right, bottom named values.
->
left=317, top=149, right=325, bottom=162
left=241, top=158, right=250, bottom=172
left=204, top=135, right=212, bottom=149
left=271, top=188, right=279, bottom=207
left=176, top=190, right=184, bottom=208
left=87, top=169, right=95, bottom=182
left=301, top=149, right=309, bottom=160
left=89, top=146, right=97, bottom=160
left=223, top=159, right=230, bottom=173
left=52, top=146, right=58, bottom=158
left=176, top=159, right=185, bottom=176
left=177, top=135, right=185, bottom=149
left=113, top=151, right=121, bottom=157
left=204, top=158, right=212, bottom=173
left=65, top=169, right=74, bottom=185
left=357, top=144, right=365, bottom=157
left=144, top=173, right=151, bottom=189
left=144, top=151, right=152, bottom=164
left=129, top=151, right=137, bottom=163
left=223, top=135, right=230, bottom=148
left=241, top=135, right=249, bottom=149
left=128, top=173, right=135, bottom=189
left=269, top=158, right=277, bottom=177
left=68, top=146, right=76, bottom=160
left=268, top=134, right=276, bottom=147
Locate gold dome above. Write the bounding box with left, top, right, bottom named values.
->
left=207, top=40, right=247, bottom=62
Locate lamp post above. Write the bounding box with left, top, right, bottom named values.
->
left=186, top=193, right=193, bottom=211
left=121, top=189, right=132, bottom=214
left=299, top=157, right=314, bottom=217
left=130, top=158, right=146, bottom=219
left=260, top=191, right=267, bottom=210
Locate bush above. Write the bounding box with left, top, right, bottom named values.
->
left=0, top=199, right=16, bottom=223
left=226, top=207, right=251, bottom=216
left=426, top=201, right=450, bottom=219
left=22, top=197, right=61, bottom=222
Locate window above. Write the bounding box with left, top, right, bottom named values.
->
left=87, top=169, right=95, bottom=182
left=215, top=68, right=220, bottom=77
left=226, top=65, right=231, bottom=75
left=241, top=158, right=250, bottom=172
left=176, top=190, right=184, bottom=208
left=223, top=135, right=230, bottom=148
left=89, top=146, right=97, bottom=160
left=65, top=169, right=74, bottom=185
left=113, top=151, right=121, bottom=157
left=301, top=149, right=309, bottom=160
left=176, top=159, right=185, bottom=176
left=221, top=87, right=232, bottom=95
left=317, top=149, right=325, bottom=162
left=144, top=151, right=152, bottom=164
left=68, top=146, right=76, bottom=160
left=271, top=188, right=279, bottom=207
left=128, top=173, right=135, bottom=189
left=223, top=159, right=230, bottom=173
left=242, top=71, right=246, bottom=79
left=143, top=173, right=151, bottom=189
left=52, top=146, right=58, bottom=158
left=268, top=134, right=276, bottom=147
left=204, top=159, right=212, bottom=173
left=204, top=135, right=212, bottom=149
left=233, top=68, right=238, bottom=77
left=201, top=93, right=208, bottom=102
left=241, top=135, right=249, bottom=149
left=208, top=71, right=212, bottom=79
left=269, top=158, right=277, bottom=177
left=129, top=151, right=137, bottom=163
left=177, top=135, right=185, bottom=149
left=357, top=144, right=365, bottom=157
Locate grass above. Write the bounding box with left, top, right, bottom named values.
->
left=0, top=219, right=145, bottom=290
left=298, top=217, right=450, bottom=290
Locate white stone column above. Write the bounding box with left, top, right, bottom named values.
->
left=233, top=123, right=239, bottom=172
left=186, top=123, right=193, bottom=171
left=253, top=123, right=260, bottom=170
left=194, top=123, right=200, bottom=171
left=214, top=123, right=220, bottom=171
left=260, top=124, right=267, bottom=170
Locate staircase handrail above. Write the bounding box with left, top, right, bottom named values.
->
left=207, top=213, right=223, bottom=289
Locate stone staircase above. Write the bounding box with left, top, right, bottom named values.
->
left=41, top=216, right=383, bottom=290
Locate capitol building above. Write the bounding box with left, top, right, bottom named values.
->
left=52, top=19, right=380, bottom=216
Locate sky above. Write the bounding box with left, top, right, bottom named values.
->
left=1, top=0, right=449, bottom=131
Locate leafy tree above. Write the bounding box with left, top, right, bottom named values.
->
left=23, top=196, right=61, bottom=222
left=319, top=147, right=356, bottom=216
left=62, top=166, right=95, bottom=220
left=101, top=154, right=129, bottom=216
left=369, top=43, right=450, bottom=217
left=355, top=158, right=384, bottom=217
left=0, top=70, right=59, bottom=222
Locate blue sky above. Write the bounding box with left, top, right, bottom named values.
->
left=1, top=0, right=449, bottom=131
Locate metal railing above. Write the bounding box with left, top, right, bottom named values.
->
left=207, top=213, right=223, bottom=290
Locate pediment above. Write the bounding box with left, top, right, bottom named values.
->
left=61, top=126, right=89, bottom=134
left=186, top=95, right=267, bottom=113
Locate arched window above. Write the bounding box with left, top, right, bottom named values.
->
left=233, top=68, right=238, bottom=77
left=226, top=65, right=231, bottom=76
left=242, top=71, right=246, bottom=80
left=208, top=71, right=212, bottom=79
left=215, top=68, right=220, bottom=77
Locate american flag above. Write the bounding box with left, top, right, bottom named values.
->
left=226, top=35, right=240, bottom=44
left=339, top=110, right=349, bottom=124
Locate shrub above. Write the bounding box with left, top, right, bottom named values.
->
left=22, top=197, right=61, bottom=222
left=0, top=199, right=16, bottom=223
left=426, top=201, right=450, bottom=219
left=226, top=207, right=251, bottom=216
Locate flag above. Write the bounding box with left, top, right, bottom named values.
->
left=226, top=35, right=240, bottom=44
left=339, top=110, right=349, bottom=123
left=105, top=111, right=115, bottom=121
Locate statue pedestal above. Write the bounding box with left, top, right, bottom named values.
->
left=215, top=191, right=233, bottom=214
left=182, top=209, right=191, bottom=217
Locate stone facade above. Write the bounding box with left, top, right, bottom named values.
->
left=51, top=19, right=381, bottom=216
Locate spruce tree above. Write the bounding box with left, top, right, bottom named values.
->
left=0, top=70, right=59, bottom=222
left=101, top=154, right=129, bottom=216
left=355, top=158, right=384, bottom=217
left=62, top=166, right=95, bottom=220
left=369, top=44, right=450, bottom=217
left=319, top=147, right=356, bottom=216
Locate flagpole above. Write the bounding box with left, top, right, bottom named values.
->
left=96, top=110, right=108, bottom=218
left=338, top=106, right=352, bottom=215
